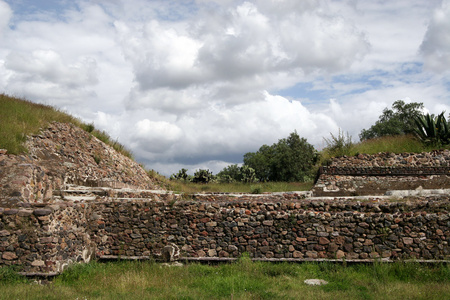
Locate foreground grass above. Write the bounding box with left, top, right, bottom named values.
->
left=1, top=259, right=449, bottom=299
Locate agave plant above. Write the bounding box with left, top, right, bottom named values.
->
left=414, top=112, right=450, bottom=145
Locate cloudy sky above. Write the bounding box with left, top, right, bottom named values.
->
left=1, top=0, right=450, bottom=176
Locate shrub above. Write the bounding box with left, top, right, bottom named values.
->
left=323, top=128, right=353, bottom=157
left=193, top=169, right=215, bottom=184
left=414, top=112, right=450, bottom=146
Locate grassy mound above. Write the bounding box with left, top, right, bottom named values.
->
left=0, top=94, right=132, bottom=158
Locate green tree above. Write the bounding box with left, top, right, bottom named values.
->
left=243, top=131, right=316, bottom=182
left=359, top=100, right=424, bottom=140
left=243, top=144, right=274, bottom=182
left=217, top=164, right=242, bottom=183
left=216, top=164, right=257, bottom=183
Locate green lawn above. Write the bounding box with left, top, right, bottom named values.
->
left=1, top=259, right=448, bottom=299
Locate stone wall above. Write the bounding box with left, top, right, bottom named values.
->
left=89, top=197, right=449, bottom=261
left=2, top=196, right=448, bottom=274
left=0, top=202, right=94, bottom=275
left=313, top=151, right=450, bottom=196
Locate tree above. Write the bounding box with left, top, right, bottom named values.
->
left=243, top=144, right=274, bottom=182
left=216, top=164, right=257, bottom=183
left=359, top=100, right=424, bottom=140
left=217, top=164, right=242, bottom=183
left=243, top=131, right=317, bottom=182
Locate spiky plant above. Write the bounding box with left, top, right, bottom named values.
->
left=414, top=112, right=450, bottom=145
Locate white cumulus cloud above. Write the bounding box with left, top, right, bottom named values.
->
left=420, top=0, right=450, bottom=72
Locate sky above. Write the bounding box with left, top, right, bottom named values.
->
left=1, top=0, right=450, bottom=176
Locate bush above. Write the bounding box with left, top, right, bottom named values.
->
left=193, top=169, right=215, bottom=184
left=323, top=128, right=353, bottom=157
left=170, top=168, right=189, bottom=181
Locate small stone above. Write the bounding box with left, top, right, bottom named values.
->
left=3, top=209, right=18, bottom=215
left=2, top=252, right=17, bottom=260
left=336, top=250, right=345, bottom=259
left=228, top=245, right=238, bottom=252
left=402, top=237, right=414, bottom=245
left=304, top=279, right=328, bottom=286
left=306, top=251, right=318, bottom=258
left=319, top=237, right=330, bottom=245
left=32, top=260, right=45, bottom=267
left=33, top=209, right=52, bottom=216
left=219, top=250, right=229, bottom=257
left=0, top=230, right=10, bottom=237
left=293, top=251, right=303, bottom=258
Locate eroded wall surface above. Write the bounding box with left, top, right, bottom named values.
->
left=313, top=151, right=450, bottom=196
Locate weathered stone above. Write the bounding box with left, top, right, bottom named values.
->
left=31, top=260, right=45, bottom=267
left=33, top=209, right=52, bottom=216
left=336, top=250, right=345, bottom=259
left=2, top=252, right=17, bottom=260
left=262, top=220, right=273, bottom=226
left=0, top=230, right=10, bottom=237
left=319, top=237, right=330, bottom=245
left=293, top=251, right=303, bottom=258
left=402, top=237, right=414, bottom=245
left=306, top=251, right=318, bottom=258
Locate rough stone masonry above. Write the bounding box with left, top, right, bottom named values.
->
left=0, top=122, right=449, bottom=275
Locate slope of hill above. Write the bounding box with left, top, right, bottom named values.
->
left=0, top=95, right=162, bottom=206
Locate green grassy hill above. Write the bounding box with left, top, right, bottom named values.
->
left=0, top=93, right=132, bottom=158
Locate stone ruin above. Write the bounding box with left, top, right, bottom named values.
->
left=0, top=122, right=448, bottom=276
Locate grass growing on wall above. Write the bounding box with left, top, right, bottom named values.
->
left=0, top=259, right=449, bottom=299
left=350, top=134, right=439, bottom=155
left=168, top=181, right=314, bottom=194
left=319, top=134, right=447, bottom=166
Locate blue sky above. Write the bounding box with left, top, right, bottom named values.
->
left=1, top=0, right=450, bottom=175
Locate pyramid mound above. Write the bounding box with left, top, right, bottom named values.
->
left=0, top=122, right=162, bottom=206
